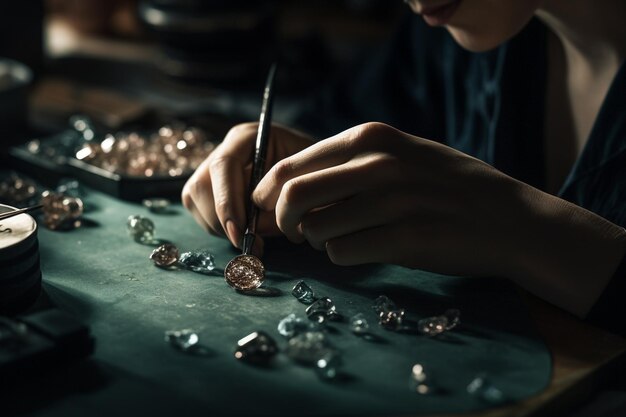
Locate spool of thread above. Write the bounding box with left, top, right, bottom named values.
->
left=0, top=204, right=42, bottom=314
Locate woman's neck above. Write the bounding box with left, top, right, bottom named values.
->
left=536, top=1, right=626, bottom=76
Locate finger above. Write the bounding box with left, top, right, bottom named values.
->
left=301, top=189, right=424, bottom=250
left=273, top=154, right=401, bottom=242
left=325, top=224, right=412, bottom=267
left=208, top=124, right=259, bottom=245
left=253, top=126, right=364, bottom=210
left=184, top=157, right=226, bottom=236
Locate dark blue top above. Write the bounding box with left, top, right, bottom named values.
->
left=296, top=15, right=626, bottom=334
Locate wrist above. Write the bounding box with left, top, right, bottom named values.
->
left=505, top=185, right=626, bottom=317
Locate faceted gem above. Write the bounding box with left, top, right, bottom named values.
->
left=444, top=308, right=461, bottom=329
left=127, top=215, right=155, bottom=243
left=467, top=374, right=505, bottom=404
left=315, top=352, right=341, bottom=381
left=379, top=309, right=405, bottom=330
left=373, top=295, right=397, bottom=315
left=291, top=280, right=315, bottom=304
left=417, top=315, right=448, bottom=336
left=277, top=313, right=319, bottom=338
left=179, top=250, right=216, bottom=274
left=234, top=331, right=278, bottom=363
left=305, top=297, right=338, bottom=322
left=285, top=331, right=334, bottom=364
left=417, top=309, right=461, bottom=336
left=0, top=174, right=38, bottom=206
left=41, top=191, right=84, bottom=230
left=350, top=313, right=370, bottom=335
left=56, top=178, right=84, bottom=198
left=164, top=329, right=199, bottom=352
left=150, top=243, right=180, bottom=267
left=142, top=198, right=171, bottom=213
left=224, top=254, right=265, bottom=291
left=410, top=364, right=431, bottom=395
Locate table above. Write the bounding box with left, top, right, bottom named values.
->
left=4, top=188, right=583, bottom=417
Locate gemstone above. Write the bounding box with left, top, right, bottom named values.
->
left=305, top=297, right=338, bottom=322
left=179, top=250, right=216, bottom=274
left=277, top=313, right=319, bottom=338
left=56, top=178, right=84, bottom=198
left=379, top=309, right=405, bottom=330
left=234, top=331, right=278, bottom=363
left=41, top=191, right=84, bottom=230
left=444, top=308, right=461, bottom=329
left=417, top=309, right=461, bottom=336
left=467, top=374, right=505, bottom=404
left=164, top=329, right=199, bottom=352
left=224, top=254, right=264, bottom=291
left=373, top=295, right=397, bottom=315
left=285, top=331, right=334, bottom=364
left=127, top=215, right=155, bottom=243
left=291, top=280, right=316, bottom=304
left=142, top=198, right=171, bottom=213
left=417, top=315, right=448, bottom=336
left=315, top=352, right=341, bottom=381
left=150, top=243, right=180, bottom=267
left=410, top=363, right=431, bottom=394
left=0, top=174, right=38, bottom=206
left=350, top=313, right=370, bottom=335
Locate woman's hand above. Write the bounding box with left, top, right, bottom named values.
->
left=251, top=122, right=626, bottom=317
left=252, top=122, right=524, bottom=277
left=181, top=123, right=315, bottom=253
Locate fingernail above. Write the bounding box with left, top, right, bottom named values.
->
left=225, top=220, right=240, bottom=248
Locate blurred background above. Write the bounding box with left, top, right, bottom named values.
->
left=0, top=0, right=404, bottom=137
left=0, top=0, right=404, bottom=199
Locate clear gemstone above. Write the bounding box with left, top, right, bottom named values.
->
left=409, top=364, right=432, bottom=394
left=291, top=280, right=316, bottom=304
left=350, top=313, right=370, bottom=334
left=285, top=331, right=334, bottom=364
left=142, top=198, right=171, bottom=213
left=315, top=352, right=341, bottom=381
left=467, top=374, right=505, bottom=404
left=379, top=309, right=405, bottom=330
left=127, top=215, right=155, bottom=243
left=305, top=297, right=337, bottom=322
left=150, top=243, right=179, bottom=267
left=234, top=331, right=278, bottom=363
left=179, top=250, right=216, bottom=274
left=164, top=329, right=199, bottom=352
left=277, top=313, right=319, bottom=338
left=224, top=254, right=265, bottom=291
left=417, top=315, right=448, bottom=336
left=373, top=295, right=397, bottom=314
left=41, top=191, right=84, bottom=230
left=444, top=309, right=461, bottom=329
left=56, top=178, right=84, bottom=198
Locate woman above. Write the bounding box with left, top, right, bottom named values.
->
left=182, top=1, right=626, bottom=334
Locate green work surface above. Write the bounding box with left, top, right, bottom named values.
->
left=32, top=190, right=551, bottom=416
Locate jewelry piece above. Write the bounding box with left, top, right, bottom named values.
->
left=291, top=280, right=316, bottom=304
left=349, top=313, right=370, bottom=335
left=285, top=331, right=333, bottom=365
left=150, top=243, right=179, bottom=267
left=127, top=215, right=155, bottom=244
left=277, top=313, right=320, bottom=339
left=234, top=331, right=278, bottom=363
left=305, top=297, right=339, bottom=323
left=179, top=250, right=216, bottom=274
left=417, top=309, right=461, bottom=336
left=142, top=198, right=171, bottom=213
left=41, top=191, right=83, bottom=230
left=467, top=374, right=505, bottom=404
left=224, top=254, right=265, bottom=291
left=164, top=329, right=199, bottom=352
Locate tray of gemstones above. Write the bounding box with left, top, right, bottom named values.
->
left=9, top=113, right=237, bottom=201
